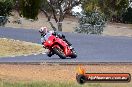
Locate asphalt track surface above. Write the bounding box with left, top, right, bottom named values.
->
left=0, top=27, right=132, bottom=63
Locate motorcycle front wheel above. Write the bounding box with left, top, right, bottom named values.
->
left=53, top=47, right=66, bottom=59
left=71, top=49, right=77, bottom=58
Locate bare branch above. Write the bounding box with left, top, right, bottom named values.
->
left=40, top=0, right=82, bottom=31
left=40, top=9, right=49, bottom=19
left=49, top=0, right=58, bottom=23
left=58, top=0, right=64, bottom=4
left=40, top=8, right=57, bottom=31
left=49, top=21, right=57, bottom=31
left=58, top=0, right=64, bottom=22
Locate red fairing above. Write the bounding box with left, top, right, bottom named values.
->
left=43, top=35, right=73, bottom=58
left=43, top=35, right=55, bottom=48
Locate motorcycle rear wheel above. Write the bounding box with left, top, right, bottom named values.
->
left=53, top=47, right=66, bottom=59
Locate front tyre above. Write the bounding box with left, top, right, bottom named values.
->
left=53, top=47, right=66, bottom=59
left=71, top=49, right=77, bottom=58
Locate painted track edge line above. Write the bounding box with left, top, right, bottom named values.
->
left=0, top=62, right=132, bottom=65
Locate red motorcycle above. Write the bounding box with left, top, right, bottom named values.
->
left=43, top=34, right=77, bottom=59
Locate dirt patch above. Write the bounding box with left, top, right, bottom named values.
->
left=6, top=12, right=78, bottom=32
left=0, top=64, right=132, bottom=83
left=103, top=23, right=132, bottom=37
left=0, top=38, right=45, bottom=57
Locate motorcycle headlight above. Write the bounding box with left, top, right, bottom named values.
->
left=48, top=41, right=51, bottom=44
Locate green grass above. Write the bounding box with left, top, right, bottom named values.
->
left=0, top=81, right=102, bottom=87
left=0, top=81, right=131, bottom=87
left=0, top=38, right=45, bottom=57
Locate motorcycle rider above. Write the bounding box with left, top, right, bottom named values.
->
left=39, top=26, right=73, bottom=57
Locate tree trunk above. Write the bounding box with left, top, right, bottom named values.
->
left=49, top=21, right=57, bottom=31
left=58, top=22, right=62, bottom=31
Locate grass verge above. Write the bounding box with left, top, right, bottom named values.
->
left=0, top=80, right=131, bottom=87
left=0, top=81, right=101, bottom=87
left=0, top=64, right=131, bottom=87
left=0, top=38, right=45, bottom=57
left=0, top=81, right=131, bottom=87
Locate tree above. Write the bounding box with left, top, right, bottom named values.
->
left=19, top=0, right=41, bottom=19
left=0, top=0, right=13, bottom=26
left=40, top=0, right=82, bottom=31
left=122, top=7, right=132, bottom=23
left=0, top=0, right=13, bottom=16
left=82, top=0, right=99, bottom=12
left=82, top=0, right=129, bottom=22
left=99, top=0, right=129, bottom=22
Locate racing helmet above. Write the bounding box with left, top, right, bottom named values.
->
left=39, top=26, right=48, bottom=35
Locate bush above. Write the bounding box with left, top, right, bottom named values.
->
left=122, top=7, right=132, bottom=24
left=0, top=0, right=13, bottom=16
left=75, top=11, right=106, bottom=34
left=0, top=0, right=13, bottom=26
left=82, top=0, right=129, bottom=23
left=0, top=16, right=8, bottom=26
left=19, top=0, right=41, bottom=20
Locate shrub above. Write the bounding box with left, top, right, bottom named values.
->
left=0, top=0, right=13, bottom=16
left=0, top=0, right=13, bottom=26
left=19, top=0, right=41, bottom=20
left=122, top=7, right=132, bottom=24
left=75, top=11, right=106, bottom=34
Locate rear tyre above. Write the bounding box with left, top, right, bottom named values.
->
left=53, top=47, right=66, bottom=59
left=71, top=49, right=77, bottom=58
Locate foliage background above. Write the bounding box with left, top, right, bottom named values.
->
left=0, top=0, right=13, bottom=16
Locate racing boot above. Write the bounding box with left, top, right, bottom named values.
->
left=47, top=51, right=54, bottom=57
